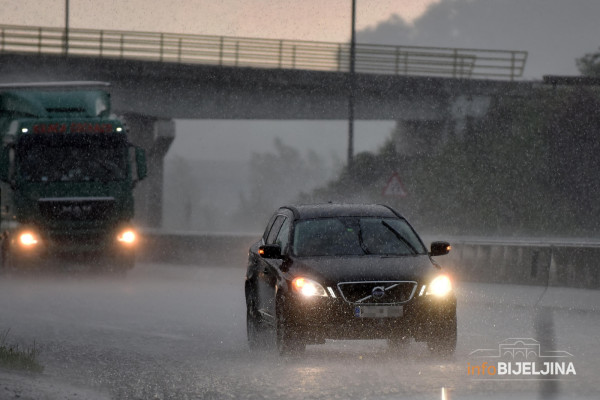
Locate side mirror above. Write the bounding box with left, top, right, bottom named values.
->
left=0, top=146, right=11, bottom=182
left=430, top=241, right=451, bottom=257
left=135, top=147, right=147, bottom=180
left=258, top=244, right=283, bottom=259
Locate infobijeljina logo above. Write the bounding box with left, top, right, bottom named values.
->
left=467, top=338, right=576, bottom=380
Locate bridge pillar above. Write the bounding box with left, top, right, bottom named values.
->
left=121, top=113, right=175, bottom=228
left=391, top=94, right=491, bottom=155
left=392, top=119, right=452, bottom=155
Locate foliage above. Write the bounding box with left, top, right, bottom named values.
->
left=234, top=138, right=329, bottom=231
left=312, top=86, right=600, bottom=236
left=0, top=329, right=44, bottom=373
left=576, top=48, right=600, bottom=77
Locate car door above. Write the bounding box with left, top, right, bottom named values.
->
left=265, top=215, right=292, bottom=317
left=256, top=214, right=286, bottom=320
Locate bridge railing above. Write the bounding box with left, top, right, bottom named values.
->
left=0, top=24, right=527, bottom=80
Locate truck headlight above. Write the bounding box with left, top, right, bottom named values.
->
left=18, top=232, right=39, bottom=247
left=425, top=275, right=452, bottom=297
left=292, top=277, right=328, bottom=297
left=117, top=229, right=136, bottom=245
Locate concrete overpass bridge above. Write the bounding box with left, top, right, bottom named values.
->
left=0, top=24, right=531, bottom=227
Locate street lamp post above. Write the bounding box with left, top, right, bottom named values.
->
left=347, top=0, right=357, bottom=170
left=64, top=0, right=69, bottom=55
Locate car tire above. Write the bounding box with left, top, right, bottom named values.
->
left=246, top=300, right=270, bottom=351
left=276, top=301, right=305, bottom=356
left=427, top=315, right=457, bottom=356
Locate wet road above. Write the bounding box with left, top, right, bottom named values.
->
left=1, top=263, right=599, bottom=399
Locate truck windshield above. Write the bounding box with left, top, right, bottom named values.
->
left=17, top=134, right=128, bottom=182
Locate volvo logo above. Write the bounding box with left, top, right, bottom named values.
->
left=372, top=286, right=385, bottom=299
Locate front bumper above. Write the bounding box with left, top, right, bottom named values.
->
left=281, top=289, right=456, bottom=342
left=6, top=227, right=136, bottom=261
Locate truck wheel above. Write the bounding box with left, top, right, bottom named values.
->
left=0, top=243, right=9, bottom=273
left=110, top=252, right=135, bottom=273
left=100, top=253, right=133, bottom=275
left=1, top=245, right=20, bottom=272
left=120, top=253, right=135, bottom=269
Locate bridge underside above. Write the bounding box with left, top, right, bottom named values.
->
left=0, top=53, right=527, bottom=120
left=0, top=53, right=531, bottom=227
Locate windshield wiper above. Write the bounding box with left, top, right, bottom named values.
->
left=356, top=223, right=372, bottom=255
left=381, top=220, right=418, bottom=255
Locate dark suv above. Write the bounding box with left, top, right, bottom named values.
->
left=244, top=203, right=456, bottom=355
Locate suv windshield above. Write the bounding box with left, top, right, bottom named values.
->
left=292, top=217, right=427, bottom=257
left=17, top=133, right=127, bottom=182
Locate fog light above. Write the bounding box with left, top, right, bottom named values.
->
left=117, top=229, right=136, bottom=244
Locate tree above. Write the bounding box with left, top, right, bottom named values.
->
left=576, top=48, right=600, bottom=77
left=310, top=86, right=600, bottom=236
left=232, top=138, right=330, bottom=231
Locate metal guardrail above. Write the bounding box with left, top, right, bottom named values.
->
left=138, top=232, right=599, bottom=289
left=0, top=24, right=527, bottom=80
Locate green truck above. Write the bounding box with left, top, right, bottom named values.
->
left=0, top=82, right=147, bottom=271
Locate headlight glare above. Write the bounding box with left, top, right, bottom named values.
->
left=426, top=275, right=452, bottom=297
left=19, top=232, right=39, bottom=247
left=117, top=229, right=136, bottom=244
left=292, top=277, right=327, bottom=297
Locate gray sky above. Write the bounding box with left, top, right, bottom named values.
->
left=357, top=0, right=600, bottom=78
left=0, top=0, right=437, bottom=41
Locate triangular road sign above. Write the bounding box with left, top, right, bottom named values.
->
left=382, top=172, right=407, bottom=197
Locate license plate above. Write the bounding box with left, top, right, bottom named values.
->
left=354, top=305, right=403, bottom=318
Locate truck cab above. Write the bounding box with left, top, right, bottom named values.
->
left=0, top=83, right=147, bottom=271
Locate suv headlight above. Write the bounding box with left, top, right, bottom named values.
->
left=292, top=277, right=328, bottom=297
left=425, top=275, right=452, bottom=297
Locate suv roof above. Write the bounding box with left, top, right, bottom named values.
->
left=280, top=203, right=401, bottom=220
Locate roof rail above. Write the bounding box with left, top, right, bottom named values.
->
left=377, top=203, right=404, bottom=219
left=280, top=205, right=300, bottom=219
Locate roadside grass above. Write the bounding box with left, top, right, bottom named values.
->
left=0, top=329, right=44, bottom=373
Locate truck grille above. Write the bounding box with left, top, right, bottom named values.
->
left=38, top=197, right=115, bottom=221
left=50, top=233, right=101, bottom=246
left=337, top=281, right=417, bottom=305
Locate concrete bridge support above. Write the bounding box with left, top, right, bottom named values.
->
left=391, top=94, right=492, bottom=155
left=122, top=113, right=175, bottom=228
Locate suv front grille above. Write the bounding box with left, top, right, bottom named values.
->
left=337, top=281, right=417, bottom=304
